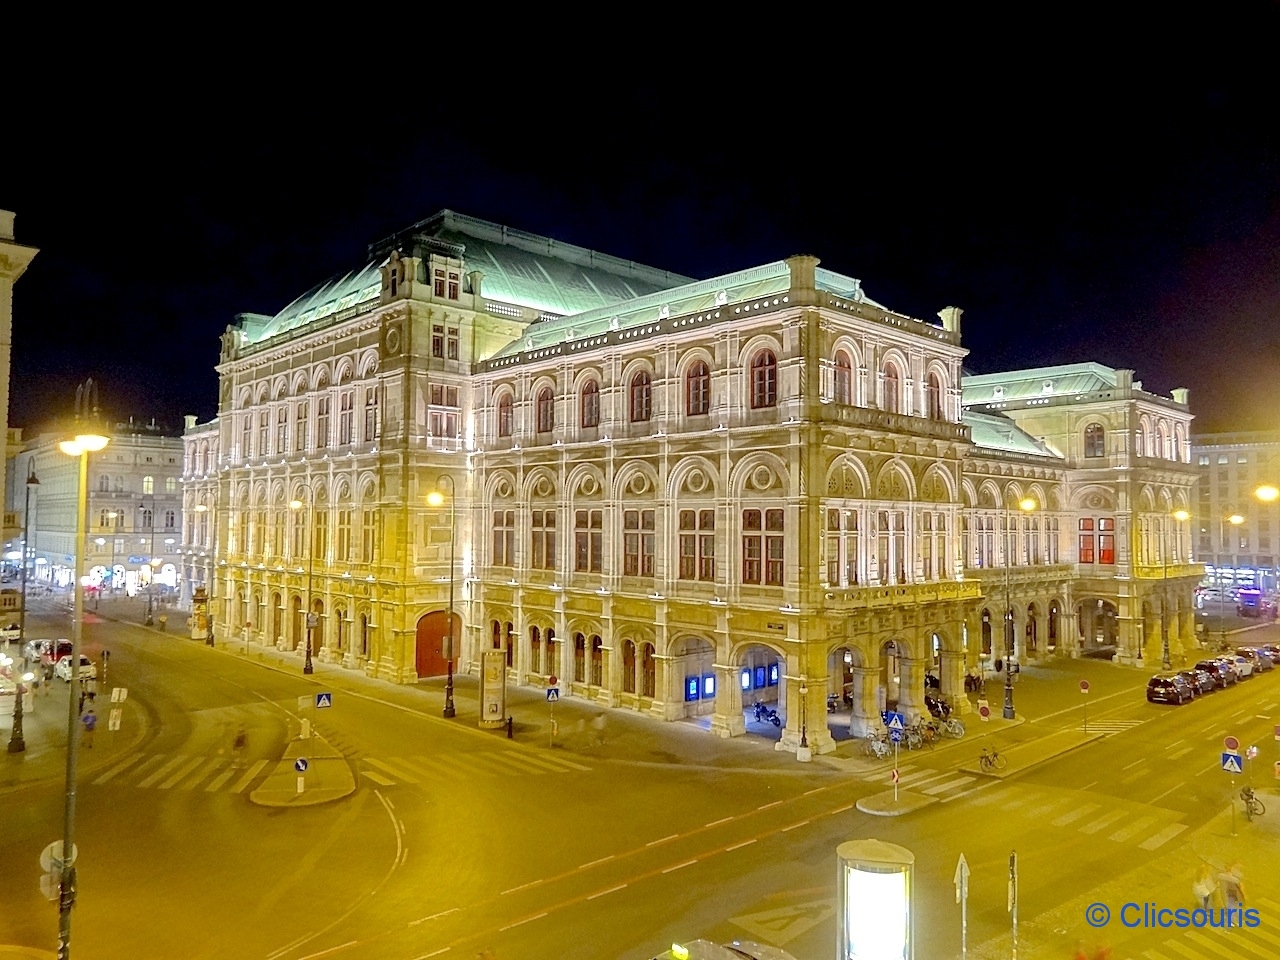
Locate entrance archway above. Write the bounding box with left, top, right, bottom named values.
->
left=1048, top=600, right=1060, bottom=652
left=416, top=610, right=461, bottom=678
left=738, top=642, right=784, bottom=738
left=270, top=591, right=282, bottom=645
left=671, top=636, right=715, bottom=719
left=980, top=609, right=993, bottom=658
left=1076, top=599, right=1118, bottom=655
left=290, top=595, right=302, bottom=649
left=1025, top=603, right=1040, bottom=656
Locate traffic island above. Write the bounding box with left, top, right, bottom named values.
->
left=249, top=733, right=355, bottom=807
left=855, top=789, right=938, bottom=817
left=958, top=728, right=1103, bottom=779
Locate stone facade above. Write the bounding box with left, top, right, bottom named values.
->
left=184, top=211, right=1200, bottom=754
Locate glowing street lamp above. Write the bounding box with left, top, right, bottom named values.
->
left=428, top=477, right=457, bottom=718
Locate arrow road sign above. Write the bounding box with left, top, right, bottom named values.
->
left=1222, top=753, right=1243, bottom=774
left=294, top=758, right=309, bottom=774
left=954, top=853, right=970, bottom=903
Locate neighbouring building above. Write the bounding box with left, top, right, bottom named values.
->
left=10, top=422, right=186, bottom=602
left=184, top=210, right=1200, bottom=755
left=1190, top=430, right=1280, bottom=596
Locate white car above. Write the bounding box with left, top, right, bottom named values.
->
left=54, top=655, right=97, bottom=682
left=1233, top=655, right=1254, bottom=678
left=0, top=623, right=20, bottom=642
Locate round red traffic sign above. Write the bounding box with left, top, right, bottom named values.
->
left=979, top=705, right=991, bottom=717
left=1080, top=680, right=1090, bottom=692
left=548, top=675, right=558, bottom=687
left=1224, top=736, right=1240, bottom=751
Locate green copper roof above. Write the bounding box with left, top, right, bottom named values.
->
left=962, top=362, right=1118, bottom=405
left=964, top=410, right=1061, bottom=459
left=249, top=211, right=693, bottom=346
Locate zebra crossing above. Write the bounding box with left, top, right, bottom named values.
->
left=359, top=749, right=590, bottom=787
left=1133, top=896, right=1280, bottom=959
left=93, top=752, right=273, bottom=794
left=89, top=747, right=590, bottom=794
left=864, top=766, right=980, bottom=802
left=1078, top=718, right=1147, bottom=735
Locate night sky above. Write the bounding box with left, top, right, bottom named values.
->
left=4, top=42, right=1278, bottom=436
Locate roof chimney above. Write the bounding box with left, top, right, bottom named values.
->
left=938, top=306, right=963, bottom=336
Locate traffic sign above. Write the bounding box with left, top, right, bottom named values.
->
left=315, top=692, right=332, bottom=709
left=1225, top=736, right=1240, bottom=751
left=548, top=675, right=558, bottom=686
left=885, top=711, right=906, bottom=731
left=1079, top=680, right=1090, bottom=694
left=306, top=613, right=318, bottom=628
left=39, top=841, right=77, bottom=873
left=978, top=704, right=991, bottom=721
left=888, top=728, right=904, bottom=743
left=294, top=758, right=309, bottom=773
left=1221, top=753, right=1243, bottom=774
left=546, top=688, right=560, bottom=702
left=891, top=769, right=900, bottom=784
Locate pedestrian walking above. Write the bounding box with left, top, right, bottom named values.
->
left=1219, top=863, right=1247, bottom=909
left=80, top=708, right=97, bottom=748
left=232, top=723, right=248, bottom=766
left=1192, top=862, right=1216, bottom=910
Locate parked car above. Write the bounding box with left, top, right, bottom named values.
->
left=1177, top=667, right=1216, bottom=695
left=1226, top=653, right=1254, bottom=678
left=1258, top=644, right=1280, bottom=665
left=54, top=654, right=96, bottom=683
left=26, top=639, right=73, bottom=665
left=1236, top=647, right=1273, bottom=673
left=1195, top=659, right=1237, bottom=688
left=1147, top=673, right=1193, bottom=704
left=0, top=623, right=21, bottom=642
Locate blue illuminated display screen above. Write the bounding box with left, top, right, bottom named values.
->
left=686, top=677, right=700, bottom=701
left=703, top=674, right=715, bottom=698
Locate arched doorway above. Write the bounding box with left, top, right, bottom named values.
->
left=738, top=641, right=784, bottom=737
left=1025, top=603, right=1040, bottom=656
left=270, top=591, right=282, bottom=645
left=1076, top=599, right=1118, bottom=655
left=671, top=636, right=715, bottom=719
left=290, top=595, right=302, bottom=650
left=980, top=609, right=994, bottom=658
left=878, top=639, right=905, bottom=713
left=311, top=598, right=325, bottom=652
left=415, top=610, right=461, bottom=678
left=1047, top=600, right=1060, bottom=653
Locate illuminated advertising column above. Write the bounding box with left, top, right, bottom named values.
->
left=836, top=839, right=914, bottom=960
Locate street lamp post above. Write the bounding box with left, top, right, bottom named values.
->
left=18, top=464, right=39, bottom=658
left=289, top=496, right=315, bottom=675
left=1162, top=509, right=1191, bottom=670
left=141, top=497, right=157, bottom=625
left=56, top=380, right=110, bottom=959
left=106, top=512, right=117, bottom=596
left=1003, top=497, right=1037, bottom=720
left=428, top=476, right=457, bottom=718
left=1219, top=512, right=1244, bottom=648
left=7, top=670, right=34, bottom=753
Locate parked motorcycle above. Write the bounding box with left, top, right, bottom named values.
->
left=827, top=693, right=841, bottom=713
left=924, top=693, right=951, bottom=720
left=753, top=701, right=782, bottom=727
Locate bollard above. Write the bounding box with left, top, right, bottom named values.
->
left=506, top=715, right=513, bottom=739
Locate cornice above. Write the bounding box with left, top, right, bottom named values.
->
left=0, top=245, right=39, bottom=282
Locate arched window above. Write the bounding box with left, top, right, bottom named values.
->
left=590, top=635, right=603, bottom=686
left=926, top=372, right=943, bottom=419
left=1135, top=428, right=1145, bottom=457
left=641, top=642, right=656, bottom=698
left=536, top=388, right=555, bottom=433
left=142, top=476, right=154, bottom=495
left=750, top=350, right=777, bottom=408
left=834, top=351, right=852, bottom=405
left=497, top=394, right=513, bottom=437
left=629, top=371, right=652, bottom=422
left=581, top=380, right=600, bottom=428
left=573, top=632, right=586, bottom=683
left=1084, top=423, right=1106, bottom=458
left=686, top=360, right=710, bottom=416
left=622, top=639, right=636, bottom=693
left=883, top=363, right=901, bottom=414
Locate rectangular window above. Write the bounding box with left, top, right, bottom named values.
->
left=766, top=509, right=785, bottom=585
left=364, top=390, right=379, bottom=441
left=574, top=510, right=603, bottom=572
left=679, top=510, right=698, bottom=580
left=258, top=412, right=269, bottom=454
left=277, top=410, right=288, bottom=453
left=492, top=510, right=515, bottom=566
left=921, top=512, right=933, bottom=580
left=531, top=510, right=556, bottom=569
left=1198, top=454, right=1209, bottom=466
left=448, top=273, right=459, bottom=300
left=336, top=509, right=351, bottom=561
left=315, top=396, right=330, bottom=449
left=1079, top=534, right=1095, bottom=563
left=447, top=326, right=459, bottom=360
left=339, top=393, right=354, bottom=445
left=741, top=509, right=762, bottom=584
left=295, top=402, right=308, bottom=453
left=361, top=508, right=375, bottom=563
left=429, top=411, right=459, bottom=439
left=1098, top=533, right=1115, bottom=564
left=698, top=509, right=715, bottom=581
left=434, top=269, right=446, bottom=298
left=432, top=325, right=444, bottom=358
left=1098, top=517, right=1114, bottom=531
left=826, top=509, right=841, bottom=587
left=623, top=510, right=655, bottom=576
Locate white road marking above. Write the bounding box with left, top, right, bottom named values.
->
left=757, top=800, right=783, bottom=811
left=365, top=758, right=420, bottom=783
left=93, top=752, right=146, bottom=784
left=1109, top=815, right=1158, bottom=842
left=498, top=912, right=547, bottom=932
left=409, top=907, right=458, bottom=926
left=662, top=860, right=697, bottom=873
left=205, top=765, right=239, bottom=792
left=177, top=756, right=225, bottom=790
left=230, top=759, right=268, bottom=793
left=1052, top=803, right=1101, bottom=827
left=579, top=855, right=615, bottom=869
left=587, top=884, right=627, bottom=900
left=922, top=776, right=975, bottom=797
left=1123, top=758, right=1145, bottom=770
left=781, top=821, right=810, bottom=831
left=363, top=771, right=395, bottom=787
left=138, top=755, right=189, bottom=788
left=499, top=879, right=543, bottom=895
left=705, top=817, right=733, bottom=828
left=1138, top=823, right=1188, bottom=850
left=1079, top=810, right=1127, bottom=835
left=1169, top=746, right=1193, bottom=760
left=646, top=834, right=678, bottom=846
left=1147, top=782, right=1184, bottom=805
left=726, top=838, right=757, bottom=851
left=159, top=756, right=206, bottom=790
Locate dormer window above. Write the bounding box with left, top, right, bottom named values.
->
left=993, top=386, right=1005, bottom=399
left=1042, top=381, right=1053, bottom=394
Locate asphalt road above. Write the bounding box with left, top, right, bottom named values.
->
left=3, top=602, right=1278, bottom=960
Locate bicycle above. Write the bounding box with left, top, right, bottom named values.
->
left=863, top=731, right=892, bottom=760
left=978, top=746, right=1007, bottom=772
left=939, top=717, right=965, bottom=739
left=1241, top=786, right=1265, bottom=821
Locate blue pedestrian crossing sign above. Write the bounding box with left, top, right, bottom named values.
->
left=885, top=712, right=907, bottom=731
left=546, top=688, right=560, bottom=702
left=1221, top=752, right=1243, bottom=774
left=316, top=693, right=332, bottom=709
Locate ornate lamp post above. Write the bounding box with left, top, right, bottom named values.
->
left=7, top=669, right=34, bottom=753
left=428, top=475, right=457, bottom=718
left=1003, top=497, right=1037, bottom=720
left=289, top=495, right=315, bottom=675
left=1162, top=509, right=1191, bottom=670
left=56, top=380, right=110, bottom=959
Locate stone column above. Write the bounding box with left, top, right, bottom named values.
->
left=849, top=666, right=878, bottom=737
left=710, top=661, right=745, bottom=738
left=898, top=657, right=928, bottom=722
left=939, top=649, right=971, bottom=714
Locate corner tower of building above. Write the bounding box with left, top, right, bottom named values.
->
left=0, top=211, right=38, bottom=521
